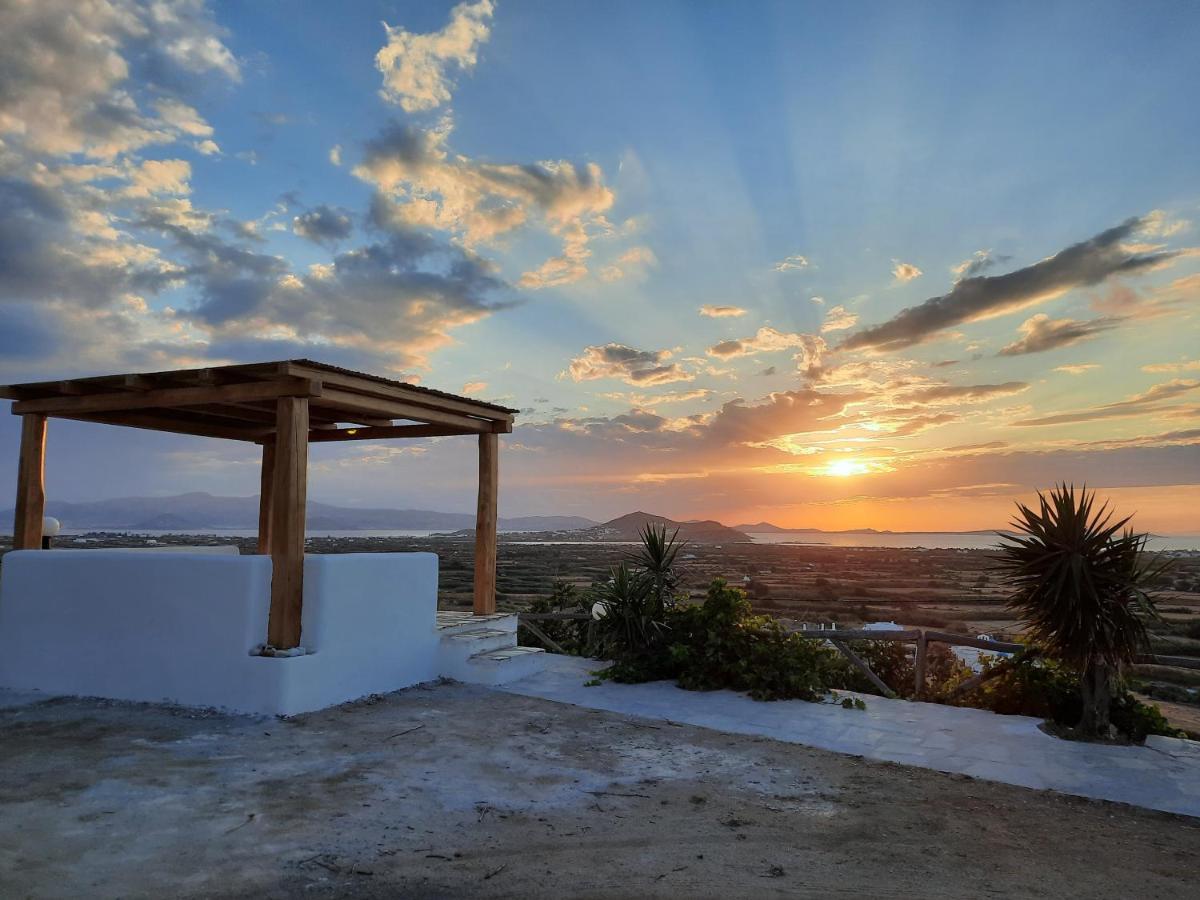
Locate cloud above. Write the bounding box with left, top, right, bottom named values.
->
left=329, top=145, right=343, bottom=166
left=951, top=250, right=1010, bottom=280
left=1143, top=359, right=1200, bottom=374
left=123, top=159, right=192, bottom=198
left=702, top=389, right=859, bottom=446
left=699, top=305, right=747, bottom=318
left=820, top=305, right=858, bottom=333
left=1011, top=379, right=1200, bottom=427
left=566, top=344, right=691, bottom=386
left=892, top=261, right=923, bottom=283
left=599, top=245, right=657, bottom=283
left=898, top=382, right=1030, bottom=405
left=356, top=119, right=615, bottom=281
left=707, top=327, right=822, bottom=361
left=461, top=381, right=487, bottom=395
left=292, top=205, right=354, bottom=245
left=0, top=0, right=238, bottom=159
left=375, top=0, right=495, bottom=112
left=773, top=254, right=809, bottom=272
left=998, top=312, right=1121, bottom=356
left=842, top=216, right=1185, bottom=352
left=1054, top=364, right=1100, bottom=375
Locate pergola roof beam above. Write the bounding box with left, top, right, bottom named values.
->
left=307, top=423, right=477, bottom=443
left=11, top=377, right=321, bottom=418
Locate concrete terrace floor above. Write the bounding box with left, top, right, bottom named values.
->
left=501, top=655, right=1200, bottom=818
left=3, top=682, right=1200, bottom=898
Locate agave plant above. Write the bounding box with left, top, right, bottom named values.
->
left=590, top=562, right=662, bottom=660
left=631, top=523, right=685, bottom=615
left=995, top=484, right=1166, bottom=735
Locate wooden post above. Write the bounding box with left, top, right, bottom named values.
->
left=913, top=631, right=928, bottom=699
left=13, top=414, right=47, bottom=550
left=266, top=397, right=308, bottom=648
left=831, top=639, right=896, bottom=699
left=473, top=432, right=498, bottom=615
left=257, top=441, right=275, bottom=555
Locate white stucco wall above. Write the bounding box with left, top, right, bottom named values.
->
left=0, top=549, right=440, bottom=716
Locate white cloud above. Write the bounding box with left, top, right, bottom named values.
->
left=566, top=344, right=692, bottom=386
left=330, top=144, right=343, bottom=166
left=599, top=245, right=658, bottom=283
left=773, top=254, right=809, bottom=272
left=892, top=260, right=923, bottom=282
left=820, top=305, right=858, bottom=332
left=699, top=305, right=747, bottom=318
left=376, top=0, right=495, bottom=113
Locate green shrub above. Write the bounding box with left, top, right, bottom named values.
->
left=665, top=579, right=841, bottom=701
left=953, top=655, right=1183, bottom=741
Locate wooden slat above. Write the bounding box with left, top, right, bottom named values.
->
left=11, top=377, right=321, bottom=417
left=257, top=441, right=275, bottom=555
left=283, top=362, right=513, bottom=426
left=266, top=397, right=308, bottom=649
left=59, top=411, right=269, bottom=442
left=830, top=639, right=896, bottom=699
left=923, top=630, right=1024, bottom=654
left=307, top=423, right=477, bottom=443
left=311, top=388, right=492, bottom=433
left=13, top=414, right=47, bottom=550
left=473, top=432, right=499, bottom=615
left=792, top=628, right=921, bottom=642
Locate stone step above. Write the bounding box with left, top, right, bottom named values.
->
left=441, top=628, right=514, bottom=656
left=435, top=611, right=517, bottom=637
left=455, top=645, right=547, bottom=686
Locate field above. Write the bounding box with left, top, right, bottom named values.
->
left=6, top=533, right=1200, bottom=733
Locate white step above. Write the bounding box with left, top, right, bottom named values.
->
left=435, top=611, right=517, bottom=637
left=461, top=645, right=547, bottom=685
left=443, top=628, right=514, bottom=656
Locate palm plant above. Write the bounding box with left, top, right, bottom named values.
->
left=590, top=563, right=661, bottom=660
left=631, top=523, right=685, bottom=615
left=995, top=484, right=1166, bottom=735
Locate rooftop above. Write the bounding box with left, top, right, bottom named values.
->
left=0, top=359, right=516, bottom=443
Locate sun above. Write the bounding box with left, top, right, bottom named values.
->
left=825, top=458, right=870, bottom=478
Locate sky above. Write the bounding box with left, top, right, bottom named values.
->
left=0, top=0, right=1198, bottom=532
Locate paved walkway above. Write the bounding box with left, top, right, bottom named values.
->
left=497, top=654, right=1200, bottom=818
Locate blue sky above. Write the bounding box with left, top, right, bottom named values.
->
left=1, top=1, right=1198, bottom=529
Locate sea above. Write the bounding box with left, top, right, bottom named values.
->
left=58, top=528, right=1200, bottom=552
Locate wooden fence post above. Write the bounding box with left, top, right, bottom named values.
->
left=914, top=631, right=929, bottom=699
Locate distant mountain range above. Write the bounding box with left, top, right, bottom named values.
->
left=4, top=492, right=597, bottom=533
left=2, top=492, right=1022, bottom=540
left=735, top=522, right=1009, bottom=536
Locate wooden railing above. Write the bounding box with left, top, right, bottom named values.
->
left=517, top=612, right=1200, bottom=698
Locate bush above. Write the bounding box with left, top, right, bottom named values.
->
left=953, top=655, right=1184, bottom=741
left=666, top=580, right=841, bottom=701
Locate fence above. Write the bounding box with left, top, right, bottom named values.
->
left=518, top=612, right=1200, bottom=700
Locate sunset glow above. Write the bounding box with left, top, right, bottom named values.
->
left=0, top=1, right=1196, bottom=534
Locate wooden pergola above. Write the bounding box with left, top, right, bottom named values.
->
left=1, top=360, right=516, bottom=649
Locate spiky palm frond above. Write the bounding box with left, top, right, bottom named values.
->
left=591, top=563, right=663, bottom=657
left=995, top=483, right=1164, bottom=671
left=631, top=523, right=686, bottom=611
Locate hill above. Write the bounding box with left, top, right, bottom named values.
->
left=591, top=511, right=749, bottom=543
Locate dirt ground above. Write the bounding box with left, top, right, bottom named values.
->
left=1, top=684, right=1197, bottom=899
